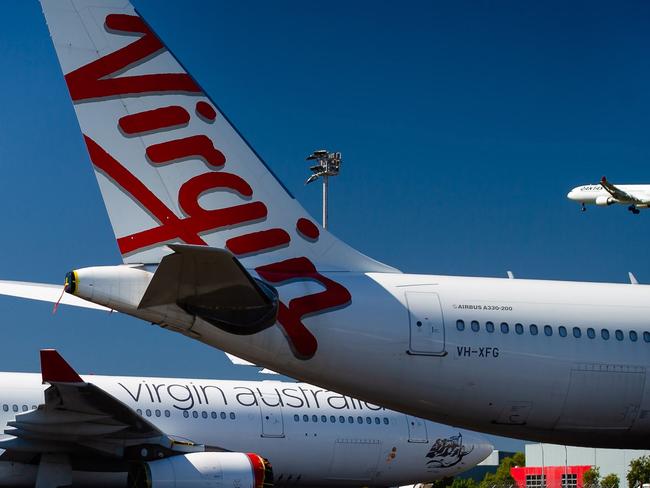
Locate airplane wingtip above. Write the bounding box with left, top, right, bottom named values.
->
left=40, top=349, right=83, bottom=384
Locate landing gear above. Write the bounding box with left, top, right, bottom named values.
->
left=581, top=203, right=586, bottom=212
left=628, top=205, right=640, bottom=215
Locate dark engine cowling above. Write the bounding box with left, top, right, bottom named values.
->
left=128, top=452, right=272, bottom=488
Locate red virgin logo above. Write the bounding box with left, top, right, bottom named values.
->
left=66, top=14, right=351, bottom=360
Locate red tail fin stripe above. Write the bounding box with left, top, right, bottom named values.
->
left=196, top=101, right=217, bottom=122
left=146, top=135, right=226, bottom=168
left=65, top=14, right=200, bottom=102
left=226, top=229, right=291, bottom=256
left=119, top=106, right=190, bottom=135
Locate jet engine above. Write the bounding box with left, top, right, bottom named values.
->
left=128, top=452, right=273, bottom=488
left=595, top=195, right=615, bottom=206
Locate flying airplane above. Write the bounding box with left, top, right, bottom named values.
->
left=0, top=349, right=491, bottom=487
left=567, top=176, right=650, bottom=214
left=3, top=0, right=650, bottom=451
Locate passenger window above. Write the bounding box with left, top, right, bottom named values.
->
left=630, top=331, right=638, bottom=342
left=192, top=411, right=198, bottom=418
left=137, top=409, right=142, bottom=415
left=644, top=331, right=650, bottom=343
left=601, top=329, right=610, bottom=340
left=615, top=330, right=624, bottom=341
left=366, top=417, right=372, bottom=424
left=587, top=328, right=596, bottom=339
left=486, top=321, right=495, bottom=333
left=471, top=320, right=480, bottom=332
left=321, top=415, right=327, bottom=423
left=357, top=416, right=363, bottom=424
left=220, top=412, right=226, bottom=419
left=515, top=323, right=523, bottom=335
left=230, top=413, right=236, bottom=420
left=559, top=326, right=567, bottom=337
left=183, top=411, right=189, bottom=418
left=573, top=327, right=581, bottom=338
left=348, top=416, right=354, bottom=424
left=2, top=405, right=7, bottom=412
left=22, top=405, right=27, bottom=412
left=383, top=418, right=389, bottom=425
left=530, top=324, right=538, bottom=335
left=12, top=405, right=18, bottom=413
left=339, top=416, right=345, bottom=423
left=374, top=417, right=380, bottom=424
left=544, top=325, right=552, bottom=336
left=500, top=322, right=509, bottom=334
left=312, top=415, right=318, bottom=423
left=165, top=410, right=170, bottom=418
left=456, top=320, right=465, bottom=331
left=294, top=414, right=299, bottom=422
left=202, top=411, right=208, bottom=419
left=155, top=409, right=161, bottom=417
left=303, top=414, right=309, bottom=422
left=211, top=412, right=217, bottom=419
left=330, top=416, right=336, bottom=423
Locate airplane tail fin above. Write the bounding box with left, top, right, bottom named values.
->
left=39, top=0, right=395, bottom=273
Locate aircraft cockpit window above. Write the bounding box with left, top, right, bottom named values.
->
left=573, top=327, right=581, bottom=338
left=500, top=322, right=509, bottom=334
left=486, top=321, right=495, bottom=333
left=303, top=414, right=309, bottom=422
left=471, top=320, right=480, bottom=332
left=515, top=323, right=523, bottom=335
left=644, top=332, right=650, bottom=342
left=2, top=405, right=7, bottom=412
left=558, top=326, right=567, bottom=337
left=587, top=328, right=596, bottom=339
left=615, top=330, right=624, bottom=341
left=530, top=324, right=538, bottom=335
left=456, top=320, right=465, bottom=331
left=601, top=329, right=610, bottom=340
left=544, top=325, right=552, bottom=336
left=294, top=414, right=299, bottom=421
left=630, top=331, right=638, bottom=342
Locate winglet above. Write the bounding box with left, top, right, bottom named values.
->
left=601, top=176, right=607, bottom=185
left=40, top=349, right=83, bottom=384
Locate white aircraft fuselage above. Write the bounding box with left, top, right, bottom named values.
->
left=0, top=372, right=490, bottom=487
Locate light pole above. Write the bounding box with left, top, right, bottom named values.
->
left=305, top=149, right=342, bottom=229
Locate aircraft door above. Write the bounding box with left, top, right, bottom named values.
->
left=406, top=291, right=446, bottom=355
left=258, top=391, right=285, bottom=438
left=406, top=415, right=428, bottom=443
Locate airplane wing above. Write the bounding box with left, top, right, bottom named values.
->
left=0, top=280, right=112, bottom=311
left=0, top=350, right=205, bottom=465
left=600, top=176, right=645, bottom=204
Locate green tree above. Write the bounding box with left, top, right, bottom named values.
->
left=601, top=474, right=619, bottom=488
left=429, top=477, right=454, bottom=488
left=583, top=467, right=600, bottom=488
left=479, top=452, right=525, bottom=488
left=450, top=478, right=478, bottom=488
left=628, top=456, right=650, bottom=488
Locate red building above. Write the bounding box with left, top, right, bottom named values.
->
left=511, top=465, right=592, bottom=488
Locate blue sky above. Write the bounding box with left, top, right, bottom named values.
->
left=0, top=1, right=648, bottom=451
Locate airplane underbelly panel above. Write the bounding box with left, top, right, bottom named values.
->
left=556, top=363, right=646, bottom=430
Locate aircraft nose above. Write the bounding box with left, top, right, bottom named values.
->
left=567, top=189, right=578, bottom=201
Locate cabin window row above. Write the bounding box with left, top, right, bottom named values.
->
left=293, top=414, right=390, bottom=425
left=135, top=408, right=237, bottom=420
left=455, top=319, right=647, bottom=342
left=2, top=404, right=37, bottom=413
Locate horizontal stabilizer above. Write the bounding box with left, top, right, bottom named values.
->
left=224, top=353, right=278, bottom=375
left=0, top=280, right=111, bottom=311
left=139, top=245, right=279, bottom=335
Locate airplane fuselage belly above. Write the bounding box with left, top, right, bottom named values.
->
left=186, top=272, right=650, bottom=448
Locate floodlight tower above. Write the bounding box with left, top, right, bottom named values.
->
left=305, top=149, right=341, bottom=229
